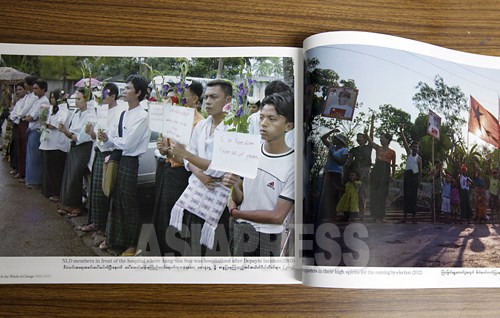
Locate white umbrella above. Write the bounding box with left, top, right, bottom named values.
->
left=0, top=67, right=30, bottom=83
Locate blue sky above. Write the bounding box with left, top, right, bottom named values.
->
left=306, top=44, right=500, bottom=155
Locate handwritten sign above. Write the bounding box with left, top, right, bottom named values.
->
left=86, top=102, right=98, bottom=125
left=95, top=104, right=109, bottom=128
left=148, top=102, right=165, bottom=133
left=210, top=131, right=261, bottom=179
left=163, top=105, right=195, bottom=145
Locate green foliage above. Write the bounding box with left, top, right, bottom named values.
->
left=1, top=55, right=40, bottom=76
left=412, top=75, right=467, bottom=145
left=375, top=104, right=412, bottom=146
left=304, top=57, right=364, bottom=180
left=92, top=57, right=140, bottom=81
left=189, top=57, right=245, bottom=80
left=224, top=66, right=255, bottom=133
left=39, top=56, right=80, bottom=79
left=251, top=57, right=283, bottom=77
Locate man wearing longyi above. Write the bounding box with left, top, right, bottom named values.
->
left=169, top=79, right=233, bottom=256
left=97, top=75, right=150, bottom=256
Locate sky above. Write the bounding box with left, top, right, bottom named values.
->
left=305, top=44, right=500, bottom=160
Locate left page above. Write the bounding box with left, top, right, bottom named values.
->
left=0, top=43, right=302, bottom=284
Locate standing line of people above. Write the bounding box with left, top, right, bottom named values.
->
left=3, top=75, right=296, bottom=258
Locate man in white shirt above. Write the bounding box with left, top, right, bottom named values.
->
left=223, top=93, right=295, bottom=256
left=25, top=79, right=50, bottom=188
left=98, top=75, right=150, bottom=256
left=169, top=79, right=233, bottom=256
left=247, top=80, right=294, bottom=149
left=8, top=82, right=27, bottom=176
left=17, top=75, right=38, bottom=181
left=399, top=128, right=422, bottom=224
left=83, top=83, right=127, bottom=243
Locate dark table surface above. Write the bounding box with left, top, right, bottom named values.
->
left=1, top=1, right=500, bottom=316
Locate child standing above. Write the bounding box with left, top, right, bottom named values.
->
left=337, top=170, right=362, bottom=222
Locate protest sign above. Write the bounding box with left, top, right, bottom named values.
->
left=163, top=105, right=195, bottom=145
left=148, top=102, right=165, bottom=133
left=210, top=131, right=261, bottom=179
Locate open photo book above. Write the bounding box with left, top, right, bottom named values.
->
left=0, top=31, right=499, bottom=288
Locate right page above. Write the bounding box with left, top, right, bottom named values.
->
left=301, top=31, right=500, bottom=288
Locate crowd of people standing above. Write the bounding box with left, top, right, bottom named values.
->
left=1, top=74, right=296, bottom=258
left=313, top=126, right=499, bottom=226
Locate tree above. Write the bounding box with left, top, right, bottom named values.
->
left=304, top=58, right=363, bottom=181
left=251, top=57, right=283, bottom=77
left=375, top=104, right=413, bottom=147
left=92, top=57, right=140, bottom=81
left=412, top=112, right=454, bottom=170
left=1, top=55, right=40, bottom=76
left=39, top=56, right=81, bottom=92
left=412, top=75, right=467, bottom=147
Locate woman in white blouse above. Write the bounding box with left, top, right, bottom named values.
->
left=57, top=87, right=93, bottom=217
left=39, top=90, right=70, bottom=202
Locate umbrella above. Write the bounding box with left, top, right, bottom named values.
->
left=0, top=67, right=30, bottom=83
left=74, top=77, right=101, bottom=88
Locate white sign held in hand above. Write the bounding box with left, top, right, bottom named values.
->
left=210, top=131, right=261, bottom=179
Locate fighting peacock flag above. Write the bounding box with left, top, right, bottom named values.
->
left=468, top=96, right=500, bottom=149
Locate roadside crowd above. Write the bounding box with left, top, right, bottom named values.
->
left=0, top=74, right=295, bottom=257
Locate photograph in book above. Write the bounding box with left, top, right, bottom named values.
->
left=321, top=86, right=358, bottom=120
left=0, top=44, right=300, bottom=284
left=303, top=35, right=500, bottom=273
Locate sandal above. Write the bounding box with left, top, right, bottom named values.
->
left=99, top=241, right=109, bottom=250
left=80, top=223, right=95, bottom=232
left=48, top=196, right=59, bottom=203
left=67, top=209, right=81, bottom=218
left=121, top=247, right=137, bottom=257
left=57, top=208, right=70, bottom=216
left=92, top=234, right=106, bottom=247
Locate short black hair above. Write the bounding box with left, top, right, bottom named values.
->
left=126, top=75, right=148, bottom=101
left=34, top=79, right=48, bottom=92
left=25, top=75, right=38, bottom=86
left=77, top=87, right=90, bottom=100
left=264, top=80, right=293, bottom=97
left=338, top=90, right=351, bottom=99
left=348, top=169, right=360, bottom=179
left=15, top=81, right=25, bottom=88
left=382, top=133, right=393, bottom=142
left=207, top=79, right=233, bottom=97
left=187, top=80, right=204, bottom=102
left=103, top=82, right=119, bottom=100
left=261, top=93, right=294, bottom=123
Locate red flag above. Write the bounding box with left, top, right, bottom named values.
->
left=468, top=96, right=500, bottom=149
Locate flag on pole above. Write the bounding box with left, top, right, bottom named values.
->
left=468, top=96, right=500, bottom=149
left=427, top=109, right=441, bottom=140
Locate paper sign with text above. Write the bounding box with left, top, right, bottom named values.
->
left=163, top=105, right=195, bottom=145
left=95, top=104, right=109, bottom=129
left=86, top=103, right=98, bottom=125
left=210, top=131, right=261, bottom=179
left=148, top=102, right=165, bottom=133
